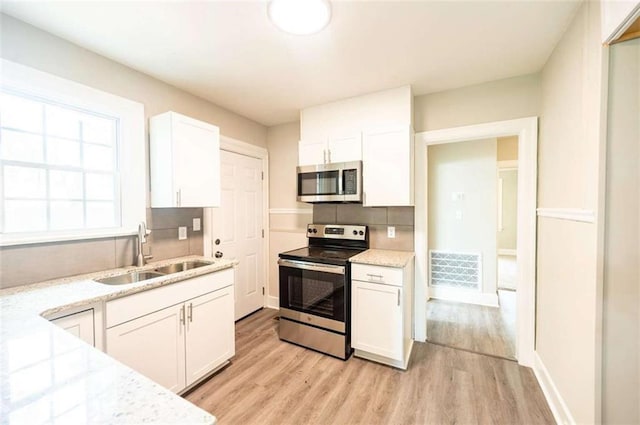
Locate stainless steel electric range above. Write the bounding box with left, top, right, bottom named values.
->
left=277, top=223, right=369, bottom=360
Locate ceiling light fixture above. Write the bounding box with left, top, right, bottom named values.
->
left=268, top=0, right=331, bottom=35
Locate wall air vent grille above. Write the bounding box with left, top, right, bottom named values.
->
left=429, top=251, right=481, bottom=290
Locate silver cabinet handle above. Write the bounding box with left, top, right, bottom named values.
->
left=180, top=305, right=185, bottom=326
left=323, top=149, right=327, bottom=164
left=176, top=189, right=182, bottom=207
left=397, top=289, right=400, bottom=306
left=188, top=303, right=193, bottom=322
left=367, top=273, right=384, bottom=282
left=328, top=149, right=331, bottom=163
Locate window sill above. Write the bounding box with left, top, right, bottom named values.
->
left=0, top=229, right=138, bottom=247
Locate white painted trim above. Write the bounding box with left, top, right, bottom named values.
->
left=266, top=295, right=280, bottom=310
left=498, top=249, right=517, bottom=256
left=498, top=160, right=519, bottom=169
left=269, top=208, right=313, bottom=214
left=603, top=2, right=640, bottom=45
left=415, top=116, right=538, bottom=367
left=429, top=286, right=499, bottom=307
left=203, top=136, right=270, bottom=311
left=533, top=352, right=576, bottom=425
left=536, top=208, right=596, bottom=223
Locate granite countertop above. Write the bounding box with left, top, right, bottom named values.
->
left=0, top=255, right=236, bottom=424
left=350, top=249, right=415, bottom=268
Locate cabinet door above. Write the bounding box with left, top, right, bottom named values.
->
left=185, top=286, right=235, bottom=386
left=352, top=280, right=403, bottom=360
left=106, top=303, right=186, bottom=393
left=172, top=114, right=220, bottom=207
left=51, top=309, right=95, bottom=347
left=362, top=126, right=413, bottom=206
left=327, top=133, right=362, bottom=163
left=298, top=139, right=327, bottom=166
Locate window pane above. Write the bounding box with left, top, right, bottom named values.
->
left=86, top=201, right=115, bottom=228
left=4, top=166, right=46, bottom=198
left=85, top=173, right=114, bottom=200
left=49, top=170, right=83, bottom=199
left=0, top=92, right=43, bottom=133
left=50, top=201, right=83, bottom=230
left=47, top=137, right=81, bottom=167
left=83, top=144, right=113, bottom=171
left=4, top=200, right=47, bottom=232
left=0, top=129, right=44, bottom=163
left=82, top=115, right=115, bottom=146
left=45, top=105, right=81, bottom=140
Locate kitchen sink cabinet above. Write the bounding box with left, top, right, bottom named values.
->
left=105, top=269, right=235, bottom=393
left=150, top=111, right=220, bottom=208
left=49, top=308, right=96, bottom=347
left=362, top=125, right=414, bottom=207
left=298, top=133, right=362, bottom=166
left=351, top=261, right=414, bottom=369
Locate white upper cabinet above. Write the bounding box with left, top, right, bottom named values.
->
left=601, top=0, right=640, bottom=43
left=362, top=125, right=413, bottom=207
left=300, top=86, right=414, bottom=206
left=298, top=133, right=362, bottom=166
left=150, top=111, right=220, bottom=208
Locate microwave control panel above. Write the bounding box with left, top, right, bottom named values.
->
left=343, top=169, right=358, bottom=195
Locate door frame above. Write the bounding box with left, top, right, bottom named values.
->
left=414, top=117, right=538, bottom=367
left=203, top=135, right=270, bottom=311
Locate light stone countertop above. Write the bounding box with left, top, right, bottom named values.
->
left=350, top=249, right=415, bottom=268
left=0, top=255, right=236, bottom=425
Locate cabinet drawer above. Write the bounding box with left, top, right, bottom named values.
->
left=106, top=268, right=233, bottom=328
left=351, top=263, right=403, bottom=287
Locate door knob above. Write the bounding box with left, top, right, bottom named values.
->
left=215, top=239, right=220, bottom=245
left=215, top=251, right=223, bottom=258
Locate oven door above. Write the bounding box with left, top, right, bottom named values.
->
left=278, top=259, right=346, bottom=331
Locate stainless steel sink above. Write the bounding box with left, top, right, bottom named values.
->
left=153, top=261, right=211, bottom=275
left=95, top=271, right=165, bottom=285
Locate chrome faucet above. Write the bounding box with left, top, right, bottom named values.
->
left=136, top=221, right=153, bottom=267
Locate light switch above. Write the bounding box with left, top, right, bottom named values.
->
left=387, top=226, right=396, bottom=238
left=451, top=192, right=465, bottom=201
left=193, top=218, right=201, bottom=232
left=178, top=226, right=187, bottom=240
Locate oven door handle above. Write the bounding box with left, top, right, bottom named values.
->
left=278, top=259, right=345, bottom=275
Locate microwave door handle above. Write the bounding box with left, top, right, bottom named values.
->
left=338, top=170, right=344, bottom=196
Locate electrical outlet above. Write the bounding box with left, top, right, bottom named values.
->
left=193, top=218, right=201, bottom=232
left=178, top=226, right=187, bottom=240
left=387, top=226, right=396, bottom=238
left=456, top=210, right=463, bottom=220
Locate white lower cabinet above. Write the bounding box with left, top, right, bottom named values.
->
left=50, top=308, right=96, bottom=347
left=105, top=269, right=235, bottom=393
left=185, top=286, right=234, bottom=386
left=107, top=303, right=186, bottom=392
left=351, top=261, right=413, bottom=369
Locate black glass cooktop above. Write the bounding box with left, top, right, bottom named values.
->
left=279, top=246, right=366, bottom=266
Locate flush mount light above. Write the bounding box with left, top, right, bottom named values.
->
left=268, top=0, right=331, bottom=35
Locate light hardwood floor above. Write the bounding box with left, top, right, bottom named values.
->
left=426, top=290, right=517, bottom=360
left=186, top=308, right=552, bottom=425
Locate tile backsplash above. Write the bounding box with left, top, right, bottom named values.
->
left=313, top=204, right=415, bottom=251
left=0, top=208, right=205, bottom=290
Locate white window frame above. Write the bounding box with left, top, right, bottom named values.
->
left=0, top=59, right=145, bottom=246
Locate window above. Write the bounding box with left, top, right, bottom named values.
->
left=0, top=59, right=145, bottom=245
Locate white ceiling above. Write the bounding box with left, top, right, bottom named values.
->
left=1, top=1, right=581, bottom=126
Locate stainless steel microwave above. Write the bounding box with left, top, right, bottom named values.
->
left=297, top=161, right=362, bottom=203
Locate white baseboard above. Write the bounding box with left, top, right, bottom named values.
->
left=498, top=249, right=517, bottom=256
left=266, top=295, right=279, bottom=310
left=429, top=286, right=499, bottom=307
left=533, top=352, right=575, bottom=425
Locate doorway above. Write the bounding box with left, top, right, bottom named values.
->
left=204, top=137, right=269, bottom=321
left=414, top=117, right=538, bottom=367
left=424, top=137, right=518, bottom=360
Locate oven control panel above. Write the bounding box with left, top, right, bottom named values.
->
left=307, top=224, right=367, bottom=241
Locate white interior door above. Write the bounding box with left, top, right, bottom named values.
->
left=209, top=150, right=264, bottom=320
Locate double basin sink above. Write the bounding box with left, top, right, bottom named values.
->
left=95, top=261, right=211, bottom=285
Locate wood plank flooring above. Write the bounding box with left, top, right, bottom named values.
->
left=426, top=290, right=517, bottom=360
left=186, top=308, right=553, bottom=425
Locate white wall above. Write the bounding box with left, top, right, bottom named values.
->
left=536, top=1, right=607, bottom=423
left=498, top=169, right=518, bottom=251
left=602, top=37, right=640, bottom=425
left=428, top=138, right=498, bottom=297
